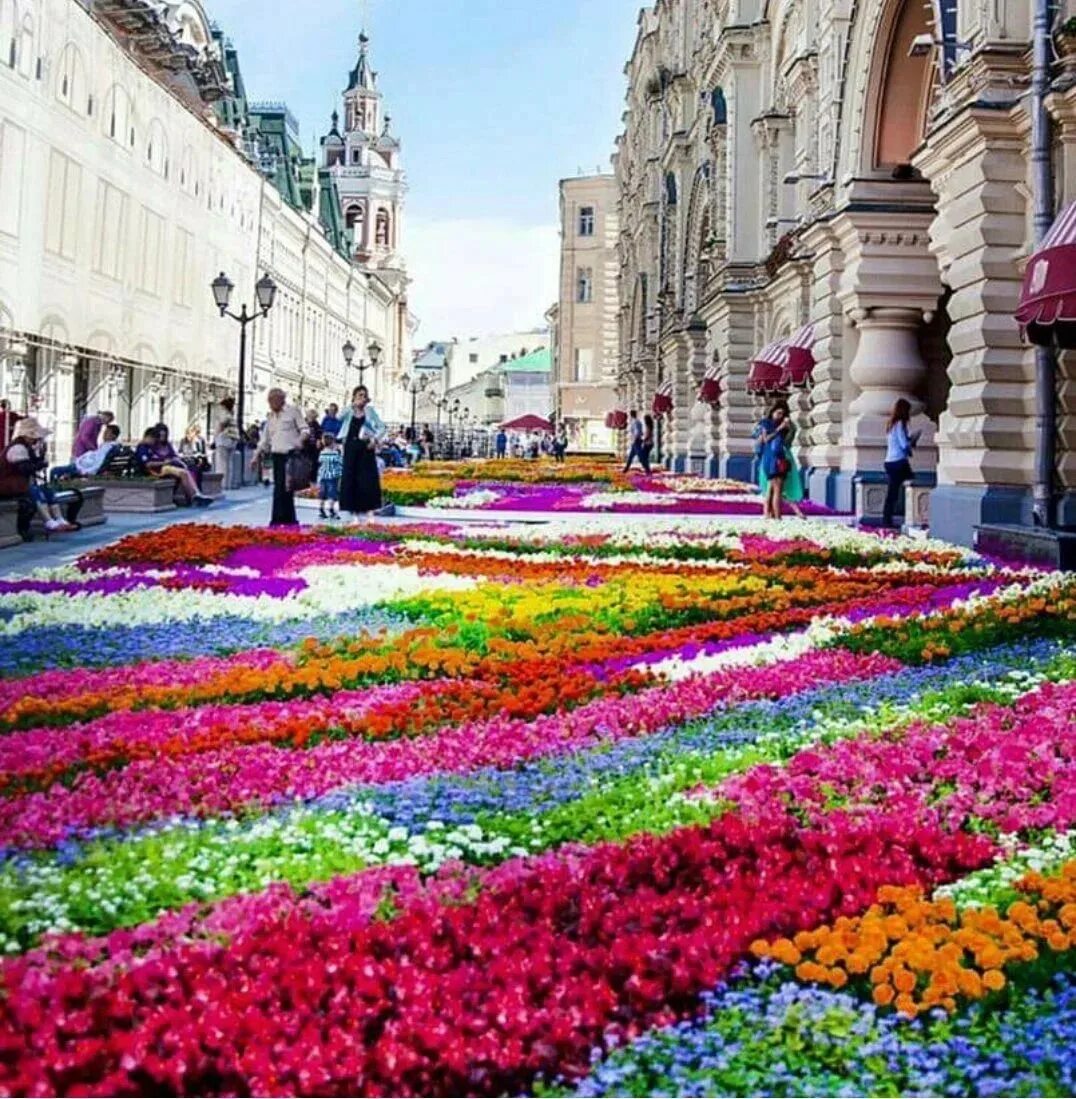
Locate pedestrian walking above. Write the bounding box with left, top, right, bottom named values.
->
left=623, top=410, right=645, bottom=472
left=252, top=389, right=307, bottom=526
left=882, top=398, right=920, bottom=529
left=213, top=397, right=240, bottom=488
left=640, top=414, right=655, bottom=475
left=337, top=384, right=386, bottom=517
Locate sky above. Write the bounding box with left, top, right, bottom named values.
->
left=205, top=0, right=642, bottom=343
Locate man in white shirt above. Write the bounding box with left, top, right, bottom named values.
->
left=49, top=425, right=122, bottom=482
left=253, top=388, right=308, bottom=526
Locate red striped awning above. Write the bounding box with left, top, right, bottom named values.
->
left=697, top=361, right=721, bottom=405
left=746, top=342, right=788, bottom=393
left=783, top=324, right=816, bottom=387
left=652, top=380, right=673, bottom=415
left=1016, top=201, right=1076, bottom=349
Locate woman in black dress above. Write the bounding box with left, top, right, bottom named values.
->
left=338, top=385, right=385, bottom=516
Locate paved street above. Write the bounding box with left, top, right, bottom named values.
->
left=0, top=486, right=274, bottom=577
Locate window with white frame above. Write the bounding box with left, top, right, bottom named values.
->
left=44, top=148, right=80, bottom=260
left=578, top=206, right=595, bottom=236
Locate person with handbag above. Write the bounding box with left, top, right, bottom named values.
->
left=253, top=389, right=308, bottom=526
left=756, top=400, right=805, bottom=519
left=337, top=384, right=386, bottom=518
left=882, top=398, right=921, bottom=529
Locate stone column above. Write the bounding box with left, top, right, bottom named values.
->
left=831, top=206, right=942, bottom=515
left=1048, top=83, right=1076, bottom=525
left=801, top=218, right=846, bottom=506
left=707, top=289, right=757, bottom=482
left=53, top=352, right=79, bottom=462
left=915, top=107, right=1035, bottom=542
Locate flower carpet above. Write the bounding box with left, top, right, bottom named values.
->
left=363, top=459, right=845, bottom=516
left=0, top=504, right=1073, bottom=1096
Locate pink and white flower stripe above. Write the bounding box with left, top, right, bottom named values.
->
left=0, top=649, right=898, bottom=848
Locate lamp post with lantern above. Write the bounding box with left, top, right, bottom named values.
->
left=210, top=272, right=277, bottom=445
left=343, top=338, right=382, bottom=390
left=401, top=371, right=429, bottom=441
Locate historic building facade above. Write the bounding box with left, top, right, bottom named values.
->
left=551, top=174, right=619, bottom=452
left=0, top=0, right=412, bottom=459
left=614, top=0, right=1076, bottom=544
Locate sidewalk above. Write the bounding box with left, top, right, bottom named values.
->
left=0, top=484, right=275, bottom=577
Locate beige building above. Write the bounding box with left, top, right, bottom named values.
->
left=0, top=0, right=411, bottom=459
left=615, top=0, right=1076, bottom=545
left=552, top=175, right=619, bottom=452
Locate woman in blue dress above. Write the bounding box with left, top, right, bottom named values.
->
left=757, top=401, right=805, bottom=519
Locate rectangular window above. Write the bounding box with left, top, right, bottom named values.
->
left=138, top=205, right=163, bottom=295
left=578, top=206, right=595, bottom=236
left=0, top=120, right=25, bottom=237
left=173, top=228, right=193, bottom=306
left=573, top=348, right=594, bottom=382
left=45, top=149, right=80, bottom=259
left=469, top=353, right=478, bottom=363
left=93, top=179, right=128, bottom=280
left=576, top=267, right=593, bottom=303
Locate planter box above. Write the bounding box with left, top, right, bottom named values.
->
left=903, top=483, right=932, bottom=529
left=91, top=478, right=177, bottom=514
left=201, top=471, right=225, bottom=499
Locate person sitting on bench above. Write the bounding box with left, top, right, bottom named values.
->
left=134, top=427, right=212, bottom=507
left=50, top=425, right=122, bottom=483
left=0, top=418, right=77, bottom=533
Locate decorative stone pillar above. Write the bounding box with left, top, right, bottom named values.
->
left=1047, top=84, right=1076, bottom=526
left=832, top=205, right=942, bottom=514
left=915, top=106, right=1035, bottom=543
left=705, top=286, right=757, bottom=482
left=53, top=352, right=79, bottom=462
left=801, top=218, right=846, bottom=506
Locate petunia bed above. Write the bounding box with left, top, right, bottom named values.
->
left=0, top=498, right=1072, bottom=1097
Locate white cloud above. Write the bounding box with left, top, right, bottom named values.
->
left=405, top=217, right=559, bottom=342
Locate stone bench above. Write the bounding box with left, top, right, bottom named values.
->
left=200, top=470, right=225, bottom=499
left=0, top=486, right=107, bottom=545
left=87, top=477, right=178, bottom=513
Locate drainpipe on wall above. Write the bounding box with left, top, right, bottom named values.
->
left=1031, top=0, right=1058, bottom=529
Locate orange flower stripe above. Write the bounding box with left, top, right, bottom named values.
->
left=0, top=565, right=934, bottom=730
left=750, top=860, right=1076, bottom=1017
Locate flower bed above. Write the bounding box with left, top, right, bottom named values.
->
left=0, top=510, right=1072, bottom=1095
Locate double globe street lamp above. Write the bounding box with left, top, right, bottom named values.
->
left=401, top=372, right=429, bottom=438
left=211, top=271, right=277, bottom=446
left=342, top=337, right=382, bottom=389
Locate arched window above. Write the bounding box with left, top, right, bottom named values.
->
left=345, top=203, right=364, bottom=231
left=145, top=119, right=168, bottom=176
left=104, top=85, right=133, bottom=149
left=56, top=42, right=86, bottom=112
left=15, top=11, right=31, bottom=77
left=576, top=267, right=593, bottom=303
left=1, top=0, right=16, bottom=70
left=710, top=88, right=727, bottom=126
left=375, top=208, right=390, bottom=247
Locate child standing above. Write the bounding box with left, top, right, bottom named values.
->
left=317, top=433, right=343, bottom=520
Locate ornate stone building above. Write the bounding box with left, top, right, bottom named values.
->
left=551, top=174, right=619, bottom=452
left=0, top=0, right=412, bottom=459
left=614, top=0, right=1076, bottom=544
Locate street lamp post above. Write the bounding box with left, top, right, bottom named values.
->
left=401, top=372, right=429, bottom=440
left=343, top=337, right=381, bottom=389
left=211, top=272, right=277, bottom=447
